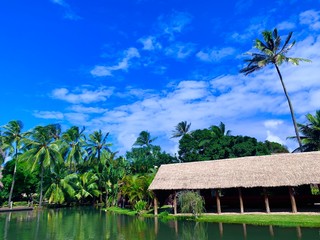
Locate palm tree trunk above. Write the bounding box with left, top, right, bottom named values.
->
left=39, top=164, right=44, bottom=207
left=275, top=64, right=303, bottom=151
left=8, top=144, right=18, bottom=208
left=8, top=159, right=17, bottom=208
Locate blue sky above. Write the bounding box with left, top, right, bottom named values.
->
left=1, top=0, right=320, bottom=155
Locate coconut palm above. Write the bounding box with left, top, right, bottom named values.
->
left=171, top=121, right=191, bottom=138
left=133, top=131, right=157, bottom=147
left=44, top=162, right=77, bottom=204
left=240, top=28, right=311, bottom=151
left=209, top=122, right=231, bottom=138
left=293, top=110, right=320, bottom=152
left=22, top=125, right=63, bottom=207
left=2, top=120, right=25, bottom=207
left=61, top=126, right=85, bottom=171
left=85, top=130, right=112, bottom=165
left=75, top=172, right=101, bottom=203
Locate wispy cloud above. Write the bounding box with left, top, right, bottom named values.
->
left=299, top=10, right=320, bottom=31
left=158, top=11, right=192, bottom=41
left=91, top=48, right=140, bottom=77
left=138, top=36, right=162, bottom=51
left=51, top=87, right=114, bottom=104
left=51, top=0, right=81, bottom=20
left=164, top=43, right=196, bottom=59
left=196, top=47, right=236, bottom=62
left=33, top=110, right=64, bottom=119
left=277, top=21, right=296, bottom=30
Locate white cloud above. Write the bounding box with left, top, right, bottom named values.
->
left=158, top=11, right=192, bottom=40
left=91, top=48, right=140, bottom=77
left=276, top=21, right=296, bottom=30
left=52, top=87, right=114, bottom=104
left=300, top=10, right=320, bottom=30
left=264, top=120, right=284, bottom=129
left=164, top=43, right=195, bottom=59
left=51, top=0, right=81, bottom=20
left=69, top=105, right=106, bottom=114
left=33, top=111, right=64, bottom=120
left=196, top=47, right=236, bottom=62
left=266, top=130, right=284, bottom=145
left=139, top=36, right=161, bottom=51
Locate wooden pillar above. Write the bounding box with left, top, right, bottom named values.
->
left=263, top=187, right=270, bottom=213
left=216, top=189, right=221, bottom=214
left=173, top=191, right=177, bottom=215
left=154, top=197, right=158, bottom=215
left=289, top=187, right=297, bottom=213
left=238, top=188, right=244, bottom=214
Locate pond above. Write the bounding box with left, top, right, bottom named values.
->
left=0, top=208, right=319, bottom=240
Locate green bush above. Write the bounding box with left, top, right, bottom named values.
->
left=133, top=200, right=147, bottom=214
left=178, top=191, right=205, bottom=217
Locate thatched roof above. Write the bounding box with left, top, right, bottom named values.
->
left=149, top=151, right=320, bottom=190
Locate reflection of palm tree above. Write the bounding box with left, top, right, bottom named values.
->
left=22, top=125, right=63, bottom=207
left=291, top=110, right=320, bottom=152
left=2, top=120, right=25, bottom=207
left=171, top=121, right=191, bottom=138
left=240, top=28, right=311, bottom=151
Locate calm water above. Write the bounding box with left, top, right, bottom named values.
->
left=0, top=208, right=319, bottom=240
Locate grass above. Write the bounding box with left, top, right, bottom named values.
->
left=105, top=206, right=320, bottom=227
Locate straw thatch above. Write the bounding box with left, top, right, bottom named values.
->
left=149, top=151, right=320, bottom=190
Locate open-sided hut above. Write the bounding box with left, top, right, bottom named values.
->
left=149, top=151, right=320, bottom=214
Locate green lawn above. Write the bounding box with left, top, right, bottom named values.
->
left=105, top=207, right=320, bottom=227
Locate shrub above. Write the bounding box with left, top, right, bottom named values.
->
left=133, top=200, right=147, bottom=214
left=178, top=191, right=205, bottom=217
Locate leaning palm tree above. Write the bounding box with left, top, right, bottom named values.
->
left=171, top=121, right=191, bottom=138
left=209, top=122, right=231, bottom=138
left=2, top=120, right=25, bottom=207
left=22, top=125, right=63, bottom=207
left=240, top=28, right=311, bottom=151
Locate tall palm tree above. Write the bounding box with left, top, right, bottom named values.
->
left=2, top=120, right=25, bottom=207
left=171, top=121, right=191, bottom=138
left=293, top=110, right=320, bottom=152
left=240, top=28, right=311, bottom=151
left=61, top=126, right=85, bottom=171
left=85, top=130, right=112, bottom=165
left=22, top=125, right=63, bottom=207
left=133, top=131, right=157, bottom=147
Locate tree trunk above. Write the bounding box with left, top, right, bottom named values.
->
left=39, top=164, right=44, bottom=207
left=8, top=144, right=18, bottom=208
left=275, top=64, right=303, bottom=151
left=8, top=158, right=17, bottom=208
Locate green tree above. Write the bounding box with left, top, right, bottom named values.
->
left=171, top=121, right=191, bottom=138
left=44, top=162, right=77, bottom=204
left=178, top=190, right=205, bottom=217
left=2, top=120, right=26, bottom=207
left=264, top=140, right=289, bottom=153
left=75, top=172, right=101, bottom=203
left=85, top=130, right=111, bottom=165
left=22, top=125, right=63, bottom=207
left=133, top=131, right=157, bottom=147
left=293, top=110, right=320, bottom=152
left=240, top=28, right=311, bottom=151
left=61, top=126, right=85, bottom=171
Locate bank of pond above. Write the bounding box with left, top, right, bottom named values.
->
left=0, top=207, right=320, bottom=240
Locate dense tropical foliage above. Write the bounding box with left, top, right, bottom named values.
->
left=0, top=118, right=292, bottom=209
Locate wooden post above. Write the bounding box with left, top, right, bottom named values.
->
left=238, top=188, right=244, bottom=214
left=173, top=191, right=177, bottom=215
left=216, top=189, right=221, bottom=214
left=289, top=187, right=297, bottom=213
left=263, top=187, right=270, bottom=213
left=154, top=197, right=158, bottom=215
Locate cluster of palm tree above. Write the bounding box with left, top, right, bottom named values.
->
left=0, top=121, right=130, bottom=207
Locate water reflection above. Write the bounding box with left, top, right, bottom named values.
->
left=0, top=208, right=319, bottom=240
